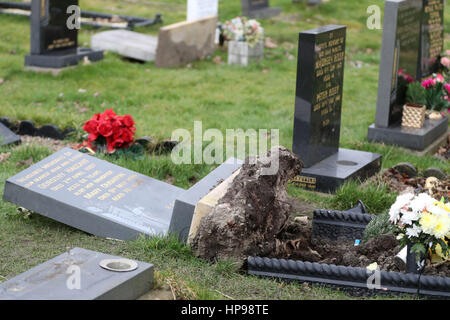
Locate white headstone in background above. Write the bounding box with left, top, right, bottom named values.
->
left=187, top=0, right=218, bottom=21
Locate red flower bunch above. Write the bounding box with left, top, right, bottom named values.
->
left=82, top=109, right=136, bottom=152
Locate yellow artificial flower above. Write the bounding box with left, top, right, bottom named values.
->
left=420, top=211, right=439, bottom=234
left=434, top=201, right=450, bottom=213
left=432, top=215, right=450, bottom=239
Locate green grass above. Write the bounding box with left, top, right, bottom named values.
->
left=0, top=0, right=448, bottom=300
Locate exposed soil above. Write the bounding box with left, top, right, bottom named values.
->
left=375, top=167, right=449, bottom=201
left=435, top=134, right=450, bottom=160
left=272, top=220, right=450, bottom=278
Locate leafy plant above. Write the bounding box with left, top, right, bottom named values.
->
left=421, top=74, right=450, bottom=112
left=405, top=81, right=427, bottom=106
left=363, top=211, right=394, bottom=244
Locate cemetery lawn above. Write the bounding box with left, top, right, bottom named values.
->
left=0, top=0, right=448, bottom=300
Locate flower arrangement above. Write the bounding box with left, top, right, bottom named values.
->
left=223, top=17, right=264, bottom=47
left=405, top=73, right=450, bottom=113
left=389, top=193, right=450, bottom=261
left=81, top=109, right=136, bottom=152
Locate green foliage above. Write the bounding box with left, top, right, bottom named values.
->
left=424, top=80, right=450, bottom=112
left=406, top=82, right=427, bottom=105
left=328, top=181, right=397, bottom=215
left=132, top=234, right=193, bottom=260
left=363, top=211, right=394, bottom=244
left=411, top=243, right=427, bottom=261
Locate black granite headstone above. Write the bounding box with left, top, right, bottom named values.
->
left=292, top=25, right=382, bottom=193
left=25, top=0, right=103, bottom=69
left=240, top=0, right=281, bottom=19
left=3, top=148, right=242, bottom=241
left=0, top=122, right=21, bottom=146
left=419, top=0, right=444, bottom=78
left=367, top=0, right=448, bottom=151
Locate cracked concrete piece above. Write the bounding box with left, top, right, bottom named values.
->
left=91, top=30, right=158, bottom=62
left=155, top=15, right=217, bottom=68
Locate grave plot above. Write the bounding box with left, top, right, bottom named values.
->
left=25, top=0, right=103, bottom=70
left=368, top=0, right=448, bottom=151
left=291, top=25, right=382, bottom=193
left=3, top=148, right=242, bottom=241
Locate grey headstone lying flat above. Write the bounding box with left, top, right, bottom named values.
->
left=3, top=148, right=185, bottom=240
left=169, top=157, right=243, bottom=242
left=3, top=147, right=244, bottom=241
left=0, top=248, right=154, bottom=300
left=91, top=30, right=158, bottom=62
left=0, top=122, right=21, bottom=146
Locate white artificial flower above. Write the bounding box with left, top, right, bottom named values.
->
left=406, top=224, right=421, bottom=238
left=389, top=193, right=414, bottom=223
left=400, top=210, right=420, bottom=225
left=409, top=193, right=434, bottom=213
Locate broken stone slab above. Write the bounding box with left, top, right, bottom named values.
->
left=0, top=122, right=20, bottom=146
left=191, top=146, right=303, bottom=262
left=155, top=15, right=217, bottom=68
left=0, top=248, right=154, bottom=300
left=170, top=158, right=243, bottom=242
left=187, top=167, right=242, bottom=244
left=91, top=30, right=158, bottom=62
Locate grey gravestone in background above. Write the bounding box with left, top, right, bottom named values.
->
left=3, top=148, right=242, bottom=241
left=419, top=0, right=444, bottom=78
left=0, top=123, right=21, bottom=146
left=375, top=0, right=422, bottom=129
left=368, top=0, right=448, bottom=151
left=241, top=0, right=281, bottom=19
left=187, top=0, right=218, bottom=21
left=25, top=0, right=103, bottom=69
left=0, top=248, right=154, bottom=300
left=292, top=25, right=382, bottom=193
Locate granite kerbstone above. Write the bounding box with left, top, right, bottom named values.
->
left=0, top=122, right=21, bottom=146
left=91, top=30, right=158, bottom=62
left=0, top=248, right=154, bottom=300
left=170, top=158, right=242, bottom=242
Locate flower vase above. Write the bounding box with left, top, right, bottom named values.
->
left=406, top=243, right=426, bottom=274
left=401, top=103, right=426, bottom=129
left=228, top=40, right=264, bottom=66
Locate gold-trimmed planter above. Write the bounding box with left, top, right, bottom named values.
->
left=401, top=103, right=426, bottom=129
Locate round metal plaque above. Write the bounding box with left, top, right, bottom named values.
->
left=99, top=258, right=138, bottom=272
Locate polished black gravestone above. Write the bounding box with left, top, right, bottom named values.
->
left=3, top=148, right=241, bottom=241
left=0, top=122, right=21, bottom=146
left=292, top=25, right=382, bottom=193
left=367, top=0, right=448, bottom=151
left=25, top=0, right=103, bottom=69
left=0, top=248, right=154, bottom=300
left=419, top=0, right=444, bottom=78
left=240, top=0, right=281, bottom=19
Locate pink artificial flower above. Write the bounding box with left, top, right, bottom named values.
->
left=441, top=57, right=450, bottom=69
left=435, top=73, right=444, bottom=83
left=422, top=78, right=436, bottom=89
left=444, top=83, right=450, bottom=94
